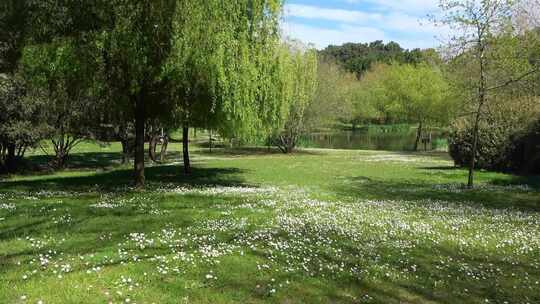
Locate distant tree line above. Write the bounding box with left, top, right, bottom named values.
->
left=318, top=40, right=438, bottom=76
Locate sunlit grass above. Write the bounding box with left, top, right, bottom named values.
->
left=1, top=144, right=539, bottom=303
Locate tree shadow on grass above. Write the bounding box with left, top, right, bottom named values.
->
left=335, top=177, right=540, bottom=211
left=419, top=166, right=458, bottom=171
left=490, top=175, right=540, bottom=190
left=25, top=151, right=185, bottom=172
left=26, top=152, right=122, bottom=170
left=388, top=247, right=540, bottom=304
left=421, top=165, right=540, bottom=190
left=198, top=147, right=325, bottom=158
left=0, top=165, right=247, bottom=193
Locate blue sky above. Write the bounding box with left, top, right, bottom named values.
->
left=281, top=0, right=447, bottom=50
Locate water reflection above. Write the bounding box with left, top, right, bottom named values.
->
left=300, top=129, right=446, bottom=152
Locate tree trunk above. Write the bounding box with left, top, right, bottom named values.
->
left=6, top=143, right=17, bottom=172
left=121, top=139, right=130, bottom=164
left=54, top=150, right=67, bottom=169
left=468, top=38, right=488, bottom=189
left=275, top=134, right=296, bottom=154
left=160, top=135, right=168, bottom=162
left=149, top=134, right=159, bottom=163
left=468, top=110, right=481, bottom=188
left=51, top=138, right=69, bottom=169
left=17, top=145, right=26, bottom=158
left=287, top=135, right=296, bottom=153
left=134, top=93, right=145, bottom=188
left=209, top=129, right=212, bottom=153
left=182, top=126, right=191, bottom=174
left=414, top=122, right=423, bottom=152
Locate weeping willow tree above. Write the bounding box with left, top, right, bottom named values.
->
left=163, top=0, right=285, bottom=174
left=270, top=42, right=318, bottom=154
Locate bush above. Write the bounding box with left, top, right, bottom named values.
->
left=507, top=119, right=540, bottom=174
left=449, top=118, right=540, bottom=174
left=448, top=120, right=512, bottom=171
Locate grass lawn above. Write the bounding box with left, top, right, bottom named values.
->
left=1, top=142, right=539, bottom=303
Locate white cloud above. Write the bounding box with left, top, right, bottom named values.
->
left=281, top=21, right=386, bottom=49
left=282, top=3, right=449, bottom=49
left=363, top=0, right=439, bottom=14
left=285, top=4, right=383, bottom=24
left=284, top=4, right=439, bottom=35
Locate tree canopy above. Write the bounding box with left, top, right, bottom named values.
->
left=319, top=40, right=433, bottom=76
left=270, top=42, right=318, bottom=153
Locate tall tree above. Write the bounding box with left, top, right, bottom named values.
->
left=356, top=63, right=396, bottom=125
left=0, top=1, right=33, bottom=171
left=93, top=0, right=176, bottom=186
left=2, top=0, right=121, bottom=170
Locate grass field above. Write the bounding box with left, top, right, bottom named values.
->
left=1, top=141, right=539, bottom=303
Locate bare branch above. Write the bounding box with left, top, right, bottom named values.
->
left=486, top=68, right=538, bottom=91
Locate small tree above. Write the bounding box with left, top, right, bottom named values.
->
left=356, top=63, right=395, bottom=125
left=385, top=63, right=452, bottom=151
left=271, top=43, right=318, bottom=154
left=305, top=58, right=358, bottom=131
left=20, top=39, right=101, bottom=168
left=0, top=73, right=46, bottom=172
left=437, top=0, right=538, bottom=187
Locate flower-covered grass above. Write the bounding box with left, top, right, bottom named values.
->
left=1, top=142, right=539, bottom=303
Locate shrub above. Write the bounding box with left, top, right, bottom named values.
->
left=448, top=119, right=513, bottom=171
left=507, top=119, right=540, bottom=174
left=449, top=117, right=540, bottom=174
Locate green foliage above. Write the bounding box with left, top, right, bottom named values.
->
left=270, top=42, right=318, bottom=153
left=0, top=0, right=29, bottom=73
left=305, top=59, right=358, bottom=130
left=386, top=63, right=453, bottom=125
left=449, top=97, right=540, bottom=172
left=449, top=119, right=513, bottom=171
left=20, top=38, right=103, bottom=167
left=0, top=73, right=46, bottom=170
left=508, top=118, right=540, bottom=174
left=319, top=40, right=433, bottom=76
left=354, top=63, right=394, bottom=124
left=102, top=0, right=175, bottom=98
left=164, top=0, right=284, bottom=140
left=357, top=62, right=452, bottom=126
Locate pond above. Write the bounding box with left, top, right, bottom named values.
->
left=300, top=128, right=448, bottom=152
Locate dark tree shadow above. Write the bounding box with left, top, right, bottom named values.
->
left=25, top=151, right=184, bottom=171
left=419, top=166, right=459, bottom=171
left=335, top=177, right=540, bottom=211
left=489, top=175, right=540, bottom=190
left=0, top=165, right=247, bottom=192
left=421, top=165, right=540, bottom=190
left=198, top=147, right=326, bottom=157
